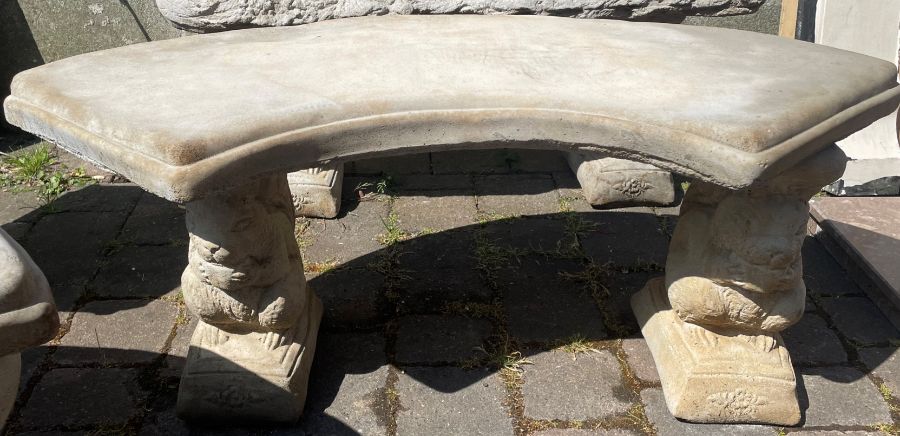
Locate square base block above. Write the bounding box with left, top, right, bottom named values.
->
left=631, top=278, right=801, bottom=425
left=177, top=294, right=323, bottom=423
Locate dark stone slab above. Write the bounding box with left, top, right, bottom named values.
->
left=392, top=174, right=475, bottom=192
left=859, top=347, right=900, bottom=396
left=641, top=388, right=771, bottom=436
left=395, top=231, right=494, bottom=313
left=431, top=149, right=516, bottom=175
left=480, top=218, right=571, bottom=253
left=120, top=191, right=186, bottom=245
left=23, top=210, right=128, bottom=287
left=302, top=198, right=390, bottom=265
left=18, top=346, right=48, bottom=395
left=798, top=366, right=892, bottom=427
left=55, top=299, right=179, bottom=364
left=508, top=150, right=570, bottom=173
left=499, top=257, right=606, bottom=344
left=349, top=154, right=431, bottom=175
left=802, top=237, right=864, bottom=297
left=0, top=189, right=42, bottom=224
left=301, top=332, right=389, bottom=436
left=818, top=296, right=900, bottom=346
left=622, top=337, right=660, bottom=384
left=395, top=315, right=493, bottom=364
left=521, top=350, right=632, bottom=420
left=475, top=174, right=560, bottom=217
left=605, top=271, right=661, bottom=335
left=2, top=221, right=32, bottom=241
left=579, top=212, right=668, bottom=268
left=396, top=367, right=514, bottom=436
left=92, top=244, right=186, bottom=298
left=308, top=268, right=387, bottom=329
left=19, top=368, right=145, bottom=428
left=392, top=193, right=478, bottom=232
left=782, top=313, right=847, bottom=365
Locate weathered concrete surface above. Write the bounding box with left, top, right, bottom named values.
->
left=157, top=0, right=767, bottom=31
left=7, top=15, right=898, bottom=202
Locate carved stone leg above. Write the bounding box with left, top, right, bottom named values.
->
left=177, top=174, right=323, bottom=423
left=566, top=154, right=675, bottom=208
left=631, top=146, right=847, bottom=425
left=288, top=163, right=343, bottom=219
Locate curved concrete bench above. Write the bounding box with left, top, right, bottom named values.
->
left=4, top=14, right=899, bottom=425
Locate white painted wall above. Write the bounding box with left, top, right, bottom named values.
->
left=815, top=0, right=900, bottom=160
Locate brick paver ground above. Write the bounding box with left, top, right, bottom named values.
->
left=2, top=139, right=899, bottom=435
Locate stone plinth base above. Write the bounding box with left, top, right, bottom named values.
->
left=631, top=278, right=801, bottom=425
left=177, top=294, right=323, bottom=423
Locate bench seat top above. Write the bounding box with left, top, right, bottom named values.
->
left=5, top=15, right=900, bottom=201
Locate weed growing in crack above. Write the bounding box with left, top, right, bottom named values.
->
left=0, top=144, right=94, bottom=205
left=354, top=174, right=395, bottom=200
left=378, top=211, right=412, bottom=245
left=473, top=232, right=525, bottom=288
left=555, top=334, right=601, bottom=359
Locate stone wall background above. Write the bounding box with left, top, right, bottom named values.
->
left=1, top=0, right=783, bottom=132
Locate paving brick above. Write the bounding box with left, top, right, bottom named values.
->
left=533, top=429, right=639, bottom=436
left=782, top=313, right=847, bottom=365
left=395, top=315, right=493, bottom=364
left=640, top=388, right=771, bottom=436
left=500, top=257, right=607, bottom=343
left=622, top=337, right=660, bottom=384
left=308, top=267, right=387, bottom=329
left=55, top=299, right=178, bottom=364
left=301, top=198, right=390, bottom=265
left=393, top=193, right=478, bottom=232
left=522, top=350, right=632, bottom=421
left=162, top=314, right=197, bottom=378
left=579, top=212, right=668, bottom=268
left=604, top=271, right=660, bottom=335
left=349, top=153, right=431, bottom=175
left=431, top=149, right=516, bottom=174
left=552, top=172, right=594, bottom=213
left=818, top=296, right=900, bottom=346
left=791, top=432, right=878, bottom=435
left=2, top=221, right=32, bottom=241
left=301, top=332, right=390, bottom=436
left=798, top=367, right=892, bottom=427
left=395, top=231, right=494, bottom=313
left=509, top=150, right=570, bottom=173
left=120, top=191, right=186, bottom=245
left=392, top=174, right=475, bottom=192
left=396, top=367, right=514, bottom=436
left=23, top=210, right=129, bottom=287
left=18, top=346, right=47, bottom=395
left=0, top=189, right=42, bottom=224
left=802, top=237, right=864, bottom=297
left=19, top=368, right=144, bottom=428
left=50, top=184, right=143, bottom=213
left=859, top=347, right=900, bottom=396
left=475, top=174, right=560, bottom=217
left=92, top=244, right=186, bottom=298
left=480, top=218, right=572, bottom=253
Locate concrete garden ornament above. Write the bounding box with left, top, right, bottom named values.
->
left=4, top=14, right=900, bottom=425
left=0, top=229, right=59, bottom=429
